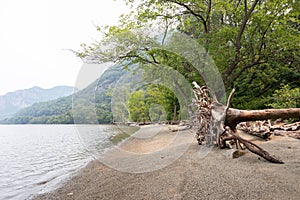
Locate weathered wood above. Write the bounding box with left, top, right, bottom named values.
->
left=228, top=128, right=284, bottom=164
left=226, top=108, right=300, bottom=128
left=191, top=82, right=299, bottom=164
left=274, top=130, right=300, bottom=139
left=237, top=121, right=272, bottom=140
left=272, top=121, right=300, bottom=131
left=237, top=120, right=300, bottom=140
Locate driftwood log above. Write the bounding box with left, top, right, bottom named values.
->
left=237, top=121, right=272, bottom=140
left=192, top=82, right=300, bottom=164
left=226, top=108, right=300, bottom=128
left=237, top=120, right=300, bottom=140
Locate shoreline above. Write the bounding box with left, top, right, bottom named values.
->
left=34, top=125, right=300, bottom=200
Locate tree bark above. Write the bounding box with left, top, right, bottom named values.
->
left=226, top=108, right=300, bottom=128
left=173, top=103, right=177, bottom=124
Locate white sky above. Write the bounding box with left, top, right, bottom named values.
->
left=0, top=0, right=131, bottom=95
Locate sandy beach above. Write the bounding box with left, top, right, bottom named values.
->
left=34, top=125, right=300, bottom=200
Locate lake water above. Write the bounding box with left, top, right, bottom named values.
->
left=0, top=125, right=118, bottom=200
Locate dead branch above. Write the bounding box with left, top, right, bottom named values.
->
left=237, top=120, right=300, bottom=140
left=226, top=127, right=284, bottom=164
left=237, top=121, right=272, bottom=140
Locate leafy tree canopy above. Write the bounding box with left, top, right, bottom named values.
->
left=78, top=0, right=299, bottom=110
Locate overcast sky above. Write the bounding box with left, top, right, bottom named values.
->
left=0, top=0, right=131, bottom=95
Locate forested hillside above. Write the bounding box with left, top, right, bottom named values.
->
left=0, top=65, right=125, bottom=124
left=0, top=86, right=74, bottom=119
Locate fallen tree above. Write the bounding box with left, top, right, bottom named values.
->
left=191, top=82, right=300, bottom=164
left=226, top=109, right=300, bottom=128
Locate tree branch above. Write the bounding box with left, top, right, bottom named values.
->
left=225, top=88, right=235, bottom=114
left=205, top=0, right=211, bottom=32
left=227, top=60, right=266, bottom=87
left=224, top=0, right=260, bottom=80
left=168, top=0, right=208, bottom=33
left=236, top=0, right=259, bottom=55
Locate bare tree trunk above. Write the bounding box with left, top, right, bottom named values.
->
left=226, top=108, right=300, bottom=128
left=173, top=103, right=177, bottom=123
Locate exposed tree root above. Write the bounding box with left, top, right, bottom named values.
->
left=191, top=82, right=300, bottom=164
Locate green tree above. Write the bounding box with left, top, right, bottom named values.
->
left=77, top=0, right=299, bottom=109
left=128, top=90, right=150, bottom=122
left=267, top=85, right=300, bottom=109
left=145, top=84, right=179, bottom=121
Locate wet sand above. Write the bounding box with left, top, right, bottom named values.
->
left=34, top=125, right=300, bottom=200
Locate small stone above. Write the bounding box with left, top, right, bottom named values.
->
left=232, top=150, right=246, bottom=159
left=67, top=192, right=73, bottom=196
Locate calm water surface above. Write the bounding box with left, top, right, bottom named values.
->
left=0, top=125, right=117, bottom=200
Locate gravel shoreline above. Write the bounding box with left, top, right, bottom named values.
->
left=34, top=125, right=300, bottom=200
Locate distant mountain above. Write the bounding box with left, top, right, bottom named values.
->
left=0, top=86, right=75, bottom=119
left=0, top=65, right=126, bottom=124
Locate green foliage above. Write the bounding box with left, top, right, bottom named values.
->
left=128, top=90, right=150, bottom=122
left=267, top=85, right=300, bottom=108
left=127, top=84, right=179, bottom=123
left=77, top=0, right=300, bottom=110
left=0, top=97, right=73, bottom=124
left=145, top=84, right=179, bottom=121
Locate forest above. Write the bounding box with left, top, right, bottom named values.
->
left=77, top=0, right=299, bottom=123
